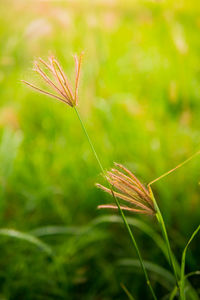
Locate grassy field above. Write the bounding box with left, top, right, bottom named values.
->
left=0, top=0, right=200, bottom=299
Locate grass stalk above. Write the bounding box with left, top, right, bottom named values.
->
left=74, top=107, right=157, bottom=300
left=148, top=187, right=180, bottom=291
left=148, top=151, right=200, bottom=298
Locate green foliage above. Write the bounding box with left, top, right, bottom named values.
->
left=0, top=228, right=53, bottom=256
left=0, top=0, right=200, bottom=299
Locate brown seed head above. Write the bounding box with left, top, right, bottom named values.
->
left=22, top=53, right=83, bottom=107
left=96, top=162, right=155, bottom=216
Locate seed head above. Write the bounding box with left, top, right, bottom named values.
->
left=22, top=53, right=83, bottom=107
left=96, top=162, right=155, bottom=216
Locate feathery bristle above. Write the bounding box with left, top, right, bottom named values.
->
left=22, top=54, right=83, bottom=107
left=96, top=163, right=156, bottom=216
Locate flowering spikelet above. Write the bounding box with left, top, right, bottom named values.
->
left=96, top=162, right=155, bottom=216
left=22, top=53, right=83, bottom=107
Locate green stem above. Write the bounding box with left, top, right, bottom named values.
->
left=74, top=107, right=104, bottom=175
left=74, top=107, right=157, bottom=300
left=118, top=206, right=157, bottom=300
left=149, top=188, right=179, bottom=289
left=180, top=225, right=200, bottom=300
left=156, top=210, right=179, bottom=286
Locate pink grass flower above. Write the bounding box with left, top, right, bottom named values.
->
left=96, top=162, right=155, bottom=216
left=22, top=53, right=83, bottom=107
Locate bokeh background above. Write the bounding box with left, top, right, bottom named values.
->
left=0, top=0, right=200, bottom=299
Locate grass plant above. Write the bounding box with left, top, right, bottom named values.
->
left=23, top=54, right=157, bottom=299
left=1, top=2, right=200, bottom=298
left=22, top=54, right=200, bottom=300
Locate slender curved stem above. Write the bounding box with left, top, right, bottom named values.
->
left=156, top=210, right=179, bottom=286
left=74, top=107, right=157, bottom=300
left=169, top=286, right=178, bottom=300
left=148, top=151, right=200, bottom=300
left=74, top=107, right=104, bottom=174
left=148, top=187, right=179, bottom=290
left=148, top=150, right=200, bottom=187
left=180, top=225, right=200, bottom=300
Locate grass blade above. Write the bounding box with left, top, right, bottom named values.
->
left=185, top=271, right=200, bottom=280
left=118, top=258, right=174, bottom=290
left=0, top=228, right=53, bottom=256
left=92, top=215, right=167, bottom=258
left=30, top=225, right=83, bottom=237
left=180, top=225, right=200, bottom=300
left=169, top=286, right=178, bottom=300
left=93, top=215, right=199, bottom=300
left=120, top=282, right=135, bottom=300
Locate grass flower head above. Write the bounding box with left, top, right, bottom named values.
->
left=22, top=53, right=83, bottom=107
left=96, top=162, right=155, bottom=216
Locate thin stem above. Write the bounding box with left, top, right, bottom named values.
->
left=74, top=107, right=104, bottom=175
left=74, top=107, right=157, bottom=300
left=118, top=205, right=157, bottom=300
left=147, top=150, right=200, bottom=299
left=180, top=225, right=200, bottom=300
left=120, top=283, right=135, bottom=300
left=149, top=150, right=200, bottom=186
left=156, top=211, right=179, bottom=286
left=169, top=286, right=178, bottom=300
left=148, top=187, right=179, bottom=289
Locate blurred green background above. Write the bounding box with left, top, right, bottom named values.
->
left=0, top=0, right=200, bottom=299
